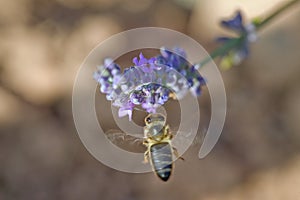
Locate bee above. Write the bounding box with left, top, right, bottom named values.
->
left=143, top=113, right=180, bottom=182
left=106, top=113, right=183, bottom=182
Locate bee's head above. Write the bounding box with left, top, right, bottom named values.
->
left=144, top=113, right=166, bottom=126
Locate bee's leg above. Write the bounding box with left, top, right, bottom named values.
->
left=172, top=147, right=185, bottom=161
left=143, top=139, right=149, bottom=146
left=143, top=150, right=149, bottom=163
left=164, top=125, right=173, bottom=139
left=142, top=140, right=150, bottom=163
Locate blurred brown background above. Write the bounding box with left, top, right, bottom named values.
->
left=1, top=0, right=300, bottom=199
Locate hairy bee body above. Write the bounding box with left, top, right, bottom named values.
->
left=143, top=113, right=176, bottom=182
left=105, top=113, right=182, bottom=181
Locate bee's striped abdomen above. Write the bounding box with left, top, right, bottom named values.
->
left=150, top=142, right=173, bottom=181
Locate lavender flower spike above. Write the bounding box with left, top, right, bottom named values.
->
left=217, top=11, right=257, bottom=69
left=94, top=49, right=205, bottom=120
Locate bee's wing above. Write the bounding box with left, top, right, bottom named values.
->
left=105, top=129, right=146, bottom=153
left=171, top=127, right=206, bottom=147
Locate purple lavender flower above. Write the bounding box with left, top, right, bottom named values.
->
left=221, top=11, right=244, bottom=32
left=217, top=11, right=257, bottom=68
left=94, top=49, right=205, bottom=120
left=118, top=102, right=134, bottom=120
left=93, top=58, right=122, bottom=100
left=156, top=47, right=205, bottom=96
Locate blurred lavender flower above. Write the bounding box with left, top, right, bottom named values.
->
left=93, top=58, right=122, bottom=100
left=156, top=47, right=205, bottom=96
left=94, top=48, right=205, bottom=120
left=217, top=11, right=257, bottom=69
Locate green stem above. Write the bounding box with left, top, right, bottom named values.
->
left=198, top=0, right=300, bottom=68
left=198, top=38, right=242, bottom=68
left=254, top=0, right=300, bottom=30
